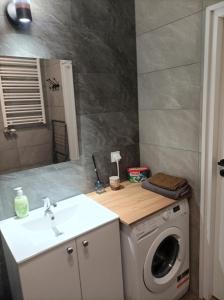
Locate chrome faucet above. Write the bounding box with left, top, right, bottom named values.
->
left=42, top=197, right=57, bottom=220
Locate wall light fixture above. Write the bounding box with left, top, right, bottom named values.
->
left=6, top=0, right=32, bottom=26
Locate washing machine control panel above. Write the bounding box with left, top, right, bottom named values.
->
left=131, top=199, right=188, bottom=239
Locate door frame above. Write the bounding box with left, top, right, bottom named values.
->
left=200, top=2, right=224, bottom=299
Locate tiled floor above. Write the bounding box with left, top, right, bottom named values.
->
left=181, top=292, right=199, bottom=300
left=181, top=292, right=217, bottom=300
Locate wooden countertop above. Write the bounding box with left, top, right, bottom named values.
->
left=87, top=181, right=176, bottom=225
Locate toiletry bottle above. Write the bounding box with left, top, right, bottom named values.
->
left=14, top=187, right=29, bottom=218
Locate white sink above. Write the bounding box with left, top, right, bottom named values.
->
left=0, top=194, right=118, bottom=263
left=22, top=204, right=78, bottom=232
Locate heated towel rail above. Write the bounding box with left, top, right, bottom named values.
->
left=52, top=120, right=69, bottom=163
left=0, top=57, right=46, bottom=127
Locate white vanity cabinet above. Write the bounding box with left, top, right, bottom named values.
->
left=76, top=221, right=124, bottom=300
left=3, top=220, right=124, bottom=300
left=18, top=240, right=81, bottom=300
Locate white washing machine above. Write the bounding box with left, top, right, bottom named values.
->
left=120, top=198, right=189, bottom=300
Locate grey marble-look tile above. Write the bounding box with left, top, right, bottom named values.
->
left=140, top=143, right=199, bottom=189
left=0, top=17, right=49, bottom=58
left=18, top=143, right=52, bottom=167
left=0, top=149, right=20, bottom=173
left=71, top=0, right=135, bottom=37
left=0, top=17, right=73, bottom=59
left=137, top=13, right=202, bottom=74
left=50, top=106, right=65, bottom=121
left=75, top=1, right=114, bottom=28
left=138, top=64, right=201, bottom=110
left=110, top=35, right=137, bottom=74
left=80, top=111, right=139, bottom=155
left=16, top=128, right=52, bottom=148
left=24, top=171, right=80, bottom=206
left=70, top=0, right=137, bottom=74
left=71, top=0, right=118, bottom=37
left=31, top=0, right=72, bottom=26
left=203, top=0, right=223, bottom=8
left=70, top=26, right=118, bottom=74
left=139, top=110, right=199, bottom=151
left=28, top=22, right=73, bottom=59
left=70, top=25, right=135, bottom=74
left=50, top=91, right=65, bottom=108
left=135, top=0, right=203, bottom=35
left=115, top=0, right=136, bottom=35
left=0, top=132, right=17, bottom=151
left=77, top=73, right=137, bottom=115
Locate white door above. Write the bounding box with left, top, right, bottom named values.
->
left=214, top=158, right=224, bottom=300
left=214, top=27, right=224, bottom=300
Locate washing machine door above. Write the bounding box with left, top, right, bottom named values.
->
left=143, top=227, right=185, bottom=293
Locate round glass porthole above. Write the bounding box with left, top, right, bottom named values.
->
left=151, top=235, right=179, bottom=279
left=143, top=227, right=185, bottom=293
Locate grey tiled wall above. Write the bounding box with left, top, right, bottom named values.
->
left=136, top=0, right=202, bottom=293
left=135, top=0, right=223, bottom=295
left=0, top=0, right=139, bottom=298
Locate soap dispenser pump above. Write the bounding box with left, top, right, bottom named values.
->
left=14, top=187, right=29, bottom=218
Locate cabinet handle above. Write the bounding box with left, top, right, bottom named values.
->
left=82, top=240, right=89, bottom=247
left=66, top=247, right=74, bottom=254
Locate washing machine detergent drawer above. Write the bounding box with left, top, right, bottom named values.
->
left=132, top=218, right=163, bottom=240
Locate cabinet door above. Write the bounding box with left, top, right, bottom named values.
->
left=77, top=220, right=124, bottom=300
left=19, top=241, right=82, bottom=300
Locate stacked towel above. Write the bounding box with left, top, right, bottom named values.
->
left=142, top=172, right=191, bottom=200
left=148, top=172, right=187, bottom=190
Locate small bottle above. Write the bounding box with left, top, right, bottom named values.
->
left=14, top=187, right=29, bottom=218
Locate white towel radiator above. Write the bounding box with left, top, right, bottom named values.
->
left=0, top=57, right=46, bottom=127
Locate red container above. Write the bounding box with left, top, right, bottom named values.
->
left=127, top=167, right=150, bottom=183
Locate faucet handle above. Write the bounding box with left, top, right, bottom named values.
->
left=42, top=197, right=57, bottom=208
left=42, top=197, right=51, bottom=209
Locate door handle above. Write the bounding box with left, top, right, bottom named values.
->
left=217, top=159, right=224, bottom=176
left=218, top=159, right=224, bottom=166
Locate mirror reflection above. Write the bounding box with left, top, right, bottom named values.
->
left=0, top=56, right=79, bottom=174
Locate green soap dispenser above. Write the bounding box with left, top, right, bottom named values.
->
left=14, top=187, right=29, bottom=218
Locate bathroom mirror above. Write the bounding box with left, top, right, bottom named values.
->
left=0, top=56, right=79, bottom=174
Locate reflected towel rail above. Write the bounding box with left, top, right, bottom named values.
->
left=0, top=57, right=46, bottom=127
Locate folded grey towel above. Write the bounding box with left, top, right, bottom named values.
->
left=142, top=181, right=192, bottom=200
left=148, top=172, right=187, bottom=191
